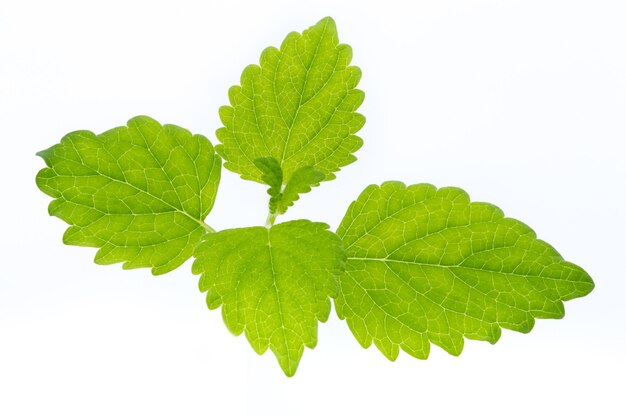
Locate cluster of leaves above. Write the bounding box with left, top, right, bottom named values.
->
left=36, top=17, right=594, bottom=376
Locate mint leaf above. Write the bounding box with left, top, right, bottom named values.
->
left=254, top=157, right=283, bottom=193
left=255, top=156, right=325, bottom=220
left=335, top=182, right=594, bottom=360
left=192, top=220, right=345, bottom=376
left=254, top=157, right=283, bottom=214
left=278, top=165, right=325, bottom=214
left=36, top=116, right=221, bottom=275
left=216, top=16, right=365, bottom=192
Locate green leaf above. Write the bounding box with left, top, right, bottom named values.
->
left=216, top=16, right=365, bottom=191
left=278, top=166, right=325, bottom=215
left=254, top=157, right=283, bottom=194
left=36, top=116, right=221, bottom=275
left=335, top=182, right=594, bottom=361
left=254, top=156, right=326, bottom=218
left=254, top=156, right=283, bottom=214
left=192, top=220, right=345, bottom=376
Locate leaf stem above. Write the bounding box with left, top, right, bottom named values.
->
left=266, top=211, right=278, bottom=228
left=198, top=220, right=215, bottom=233
left=175, top=208, right=215, bottom=233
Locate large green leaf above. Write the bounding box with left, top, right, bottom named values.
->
left=36, top=116, right=221, bottom=275
left=335, top=182, right=594, bottom=360
left=216, top=17, right=365, bottom=193
left=192, top=220, right=345, bottom=376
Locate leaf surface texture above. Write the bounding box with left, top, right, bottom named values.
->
left=36, top=116, right=221, bottom=274
left=216, top=16, right=364, bottom=192
left=192, top=220, right=345, bottom=376
left=335, top=182, right=594, bottom=360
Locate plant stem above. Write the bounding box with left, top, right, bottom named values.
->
left=266, top=211, right=278, bottom=228
left=200, top=220, right=216, bottom=233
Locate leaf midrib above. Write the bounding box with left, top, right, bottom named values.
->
left=266, top=228, right=292, bottom=374
left=52, top=149, right=214, bottom=233
left=346, top=256, right=583, bottom=284
left=279, top=17, right=329, bottom=168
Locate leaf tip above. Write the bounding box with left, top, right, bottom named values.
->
left=275, top=351, right=302, bottom=378
left=35, top=149, right=47, bottom=159
left=317, top=16, right=337, bottom=30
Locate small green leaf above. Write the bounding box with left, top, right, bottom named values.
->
left=277, top=166, right=325, bottom=214
left=36, top=116, right=221, bottom=275
left=254, top=157, right=283, bottom=194
left=254, top=157, right=325, bottom=217
left=192, top=220, right=345, bottom=376
left=254, top=157, right=283, bottom=214
left=335, top=182, right=594, bottom=361
left=216, top=16, right=365, bottom=191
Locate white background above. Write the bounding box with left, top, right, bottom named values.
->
left=1, top=0, right=625, bottom=416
